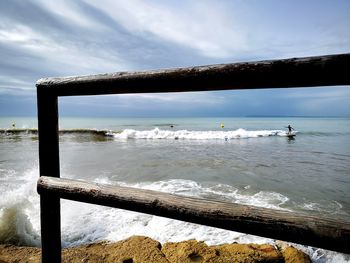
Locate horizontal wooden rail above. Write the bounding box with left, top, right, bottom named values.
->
left=36, top=53, right=350, bottom=96
left=37, top=176, right=350, bottom=254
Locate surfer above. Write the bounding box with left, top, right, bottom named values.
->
left=287, top=125, right=294, bottom=134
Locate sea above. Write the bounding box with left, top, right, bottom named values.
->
left=0, top=116, right=349, bottom=262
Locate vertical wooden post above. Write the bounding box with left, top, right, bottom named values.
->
left=37, top=88, right=61, bottom=262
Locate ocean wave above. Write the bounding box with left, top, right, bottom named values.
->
left=109, top=128, right=294, bottom=140
left=0, top=168, right=40, bottom=247
left=0, top=128, right=110, bottom=136
left=1, top=170, right=349, bottom=262
left=90, top=178, right=349, bottom=262
left=109, top=179, right=290, bottom=211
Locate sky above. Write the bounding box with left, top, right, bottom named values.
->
left=0, top=0, right=349, bottom=117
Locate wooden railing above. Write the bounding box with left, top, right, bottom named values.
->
left=36, top=53, right=350, bottom=262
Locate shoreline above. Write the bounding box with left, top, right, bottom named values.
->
left=0, top=236, right=310, bottom=263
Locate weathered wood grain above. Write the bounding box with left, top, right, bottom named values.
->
left=38, top=176, right=350, bottom=254
left=36, top=53, right=350, bottom=96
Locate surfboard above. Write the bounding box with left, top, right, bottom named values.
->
left=286, top=132, right=296, bottom=138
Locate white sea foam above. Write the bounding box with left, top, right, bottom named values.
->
left=113, top=179, right=290, bottom=210
left=1, top=171, right=349, bottom=262
left=61, top=177, right=279, bottom=247
left=89, top=178, right=349, bottom=262
left=110, top=128, right=292, bottom=140
left=0, top=167, right=40, bottom=246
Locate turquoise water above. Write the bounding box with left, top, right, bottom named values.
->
left=0, top=116, right=350, bottom=262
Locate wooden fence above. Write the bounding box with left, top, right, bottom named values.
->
left=36, top=53, right=350, bottom=262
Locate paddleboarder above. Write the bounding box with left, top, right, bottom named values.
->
left=287, top=125, right=294, bottom=134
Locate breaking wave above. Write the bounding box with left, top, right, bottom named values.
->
left=109, top=128, right=294, bottom=140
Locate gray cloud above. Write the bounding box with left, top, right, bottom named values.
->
left=0, top=0, right=349, bottom=116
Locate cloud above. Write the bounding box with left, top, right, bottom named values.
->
left=279, top=86, right=350, bottom=115
left=118, top=92, right=225, bottom=104
left=83, top=0, right=247, bottom=58
left=0, top=1, right=132, bottom=95
left=0, top=0, right=349, bottom=116
left=0, top=75, right=34, bottom=95
left=58, top=91, right=226, bottom=117
left=0, top=0, right=223, bottom=96
left=282, top=86, right=350, bottom=100
left=0, top=24, right=63, bottom=54
left=33, top=0, right=105, bottom=30
left=0, top=22, right=127, bottom=74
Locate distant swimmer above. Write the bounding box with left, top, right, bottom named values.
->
left=170, top=125, right=174, bottom=128
left=12, top=123, right=16, bottom=129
